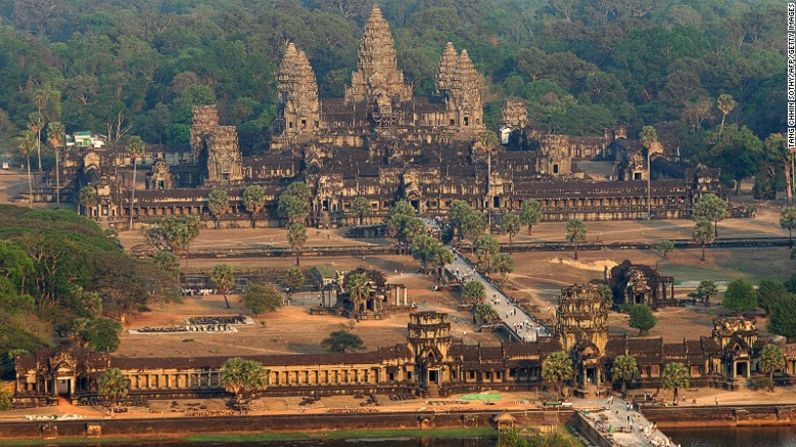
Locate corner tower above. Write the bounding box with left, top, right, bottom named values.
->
left=277, top=42, right=321, bottom=137
left=344, top=5, right=412, bottom=104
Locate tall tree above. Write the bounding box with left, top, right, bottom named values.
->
left=759, top=344, right=785, bottom=390
left=211, top=264, right=235, bottom=309
left=500, top=213, right=521, bottom=253
left=46, top=122, right=65, bottom=205
left=386, top=200, right=424, bottom=253
left=542, top=351, right=574, bottom=399
left=473, top=235, right=499, bottom=271
left=242, top=185, right=266, bottom=228
left=661, top=362, right=690, bottom=404
left=287, top=223, right=307, bottom=266
left=692, top=193, right=728, bottom=238
left=27, top=112, right=44, bottom=173
left=220, top=357, right=267, bottom=413
left=461, top=280, right=486, bottom=305
left=781, top=207, right=796, bottom=246
left=278, top=182, right=310, bottom=226
left=716, top=93, right=736, bottom=135
left=97, top=368, right=130, bottom=412
left=126, top=136, right=145, bottom=230
left=565, top=219, right=587, bottom=260
left=16, top=131, right=36, bottom=208
left=627, top=304, right=656, bottom=335
left=351, top=196, right=371, bottom=225
left=207, top=189, right=229, bottom=229
left=280, top=266, right=303, bottom=305
left=490, top=253, right=514, bottom=282
left=611, top=354, right=638, bottom=396
left=519, top=199, right=542, bottom=235
left=692, top=219, right=715, bottom=262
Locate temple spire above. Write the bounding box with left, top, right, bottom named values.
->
left=345, top=5, right=412, bottom=104
left=277, top=42, right=321, bottom=136
left=435, top=42, right=458, bottom=95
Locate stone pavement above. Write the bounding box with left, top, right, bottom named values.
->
left=577, top=396, right=676, bottom=447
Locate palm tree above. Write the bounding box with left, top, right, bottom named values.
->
left=16, top=131, right=36, bottom=208
left=126, top=136, right=145, bottom=230
left=220, top=357, right=267, bottom=413
left=640, top=125, right=657, bottom=217
left=692, top=219, right=715, bottom=262
left=519, top=199, right=542, bottom=235
left=541, top=351, right=574, bottom=399
left=351, top=196, right=371, bottom=225
left=242, top=185, right=266, bottom=228
left=475, top=131, right=499, bottom=223
left=500, top=212, right=521, bottom=253
left=97, top=368, right=130, bottom=414
left=345, top=272, right=372, bottom=304
left=611, top=354, right=638, bottom=396
left=46, top=122, right=65, bottom=204
left=26, top=112, right=44, bottom=173
left=716, top=93, right=736, bottom=135
left=287, top=223, right=307, bottom=266
left=207, top=189, right=229, bottom=229
left=565, top=219, right=587, bottom=260
left=30, top=86, right=48, bottom=171
left=211, top=264, right=235, bottom=309
left=661, top=362, right=690, bottom=404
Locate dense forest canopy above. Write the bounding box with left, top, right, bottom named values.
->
left=0, top=0, right=783, bottom=155
left=0, top=205, right=178, bottom=376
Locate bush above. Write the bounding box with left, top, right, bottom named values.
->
left=723, top=279, right=758, bottom=313
left=749, top=377, right=774, bottom=391
left=627, top=305, right=656, bottom=336
left=242, top=283, right=283, bottom=316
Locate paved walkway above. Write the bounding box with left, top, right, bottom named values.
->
left=578, top=397, right=676, bottom=447
left=446, top=250, right=551, bottom=342
left=420, top=217, right=550, bottom=342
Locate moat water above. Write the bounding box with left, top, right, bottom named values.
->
left=49, top=427, right=796, bottom=447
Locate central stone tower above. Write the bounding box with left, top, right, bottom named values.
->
left=344, top=5, right=412, bottom=105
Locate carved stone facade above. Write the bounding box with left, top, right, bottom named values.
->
left=14, top=310, right=790, bottom=407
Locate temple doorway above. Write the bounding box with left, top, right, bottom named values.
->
left=585, top=367, right=597, bottom=386
left=735, top=361, right=749, bottom=378
left=428, top=370, right=439, bottom=385
left=410, top=199, right=420, bottom=212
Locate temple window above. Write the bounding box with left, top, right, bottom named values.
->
left=301, top=119, right=307, bottom=129
left=464, top=117, right=470, bottom=126
left=553, top=164, right=559, bottom=174
left=288, top=121, right=294, bottom=129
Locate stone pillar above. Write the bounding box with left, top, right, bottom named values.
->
left=403, top=288, right=408, bottom=306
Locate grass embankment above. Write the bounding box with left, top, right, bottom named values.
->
left=4, top=427, right=496, bottom=446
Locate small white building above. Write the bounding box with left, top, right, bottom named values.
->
left=66, top=132, right=106, bottom=149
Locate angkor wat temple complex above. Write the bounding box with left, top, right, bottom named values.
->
left=62, top=5, right=721, bottom=227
